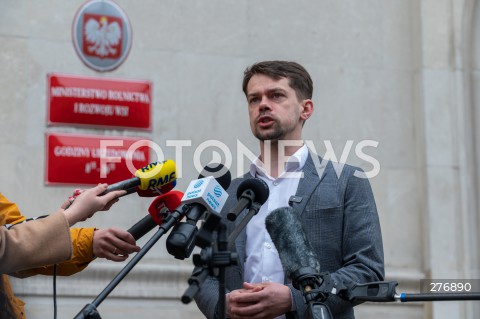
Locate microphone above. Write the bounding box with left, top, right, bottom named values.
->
left=226, top=178, right=269, bottom=221
left=126, top=190, right=183, bottom=240
left=265, top=206, right=320, bottom=284
left=124, top=180, right=176, bottom=197
left=265, top=207, right=333, bottom=319
left=104, top=159, right=176, bottom=194
left=166, top=163, right=231, bottom=260
left=64, top=160, right=177, bottom=210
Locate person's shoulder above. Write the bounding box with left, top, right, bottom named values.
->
left=0, top=192, right=12, bottom=204
left=309, top=153, right=360, bottom=179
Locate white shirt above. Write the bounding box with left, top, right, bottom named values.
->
left=243, top=144, right=309, bottom=317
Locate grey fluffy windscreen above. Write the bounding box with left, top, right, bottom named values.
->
left=265, top=206, right=321, bottom=279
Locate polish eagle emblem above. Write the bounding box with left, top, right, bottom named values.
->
left=83, top=14, right=122, bottom=59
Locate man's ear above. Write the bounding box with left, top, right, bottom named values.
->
left=300, top=99, right=314, bottom=121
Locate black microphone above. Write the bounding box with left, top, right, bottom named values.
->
left=127, top=215, right=160, bottom=241
left=265, top=206, right=333, bottom=319
left=166, top=163, right=231, bottom=260
left=226, top=178, right=269, bottom=221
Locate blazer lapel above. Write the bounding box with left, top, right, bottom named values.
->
left=292, top=152, right=326, bottom=217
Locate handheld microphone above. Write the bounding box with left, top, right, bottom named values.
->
left=104, top=159, right=176, bottom=194
left=126, top=190, right=183, bottom=240
left=124, top=180, right=176, bottom=197
left=166, top=163, right=231, bottom=260
left=226, top=178, right=269, bottom=221
left=64, top=161, right=177, bottom=210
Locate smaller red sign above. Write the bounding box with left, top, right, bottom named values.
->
left=47, top=73, right=152, bottom=130
left=45, top=133, right=151, bottom=186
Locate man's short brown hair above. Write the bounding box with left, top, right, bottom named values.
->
left=242, top=61, right=313, bottom=101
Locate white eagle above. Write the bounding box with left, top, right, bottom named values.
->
left=84, top=16, right=121, bottom=57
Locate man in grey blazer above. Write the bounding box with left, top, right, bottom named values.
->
left=193, top=61, right=384, bottom=319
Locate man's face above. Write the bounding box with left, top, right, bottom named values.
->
left=246, top=74, right=309, bottom=142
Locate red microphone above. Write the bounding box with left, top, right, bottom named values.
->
left=127, top=190, right=183, bottom=240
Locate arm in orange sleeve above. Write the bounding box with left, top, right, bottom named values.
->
left=0, top=194, right=26, bottom=225
left=11, top=227, right=96, bottom=278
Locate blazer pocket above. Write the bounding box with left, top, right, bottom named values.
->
left=303, top=206, right=343, bottom=220
left=303, top=206, right=343, bottom=236
left=302, top=207, right=344, bottom=266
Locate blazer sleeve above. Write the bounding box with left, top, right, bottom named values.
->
left=0, top=193, right=95, bottom=277
left=0, top=210, right=73, bottom=274
left=328, top=167, right=384, bottom=302
left=294, top=166, right=384, bottom=318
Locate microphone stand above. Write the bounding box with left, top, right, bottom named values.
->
left=290, top=269, right=334, bottom=319
left=181, top=213, right=236, bottom=319
left=73, top=205, right=190, bottom=319
left=182, top=203, right=262, bottom=319
left=227, top=202, right=261, bottom=250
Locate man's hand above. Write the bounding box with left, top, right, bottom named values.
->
left=93, top=227, right=140, bottom=262
left=226, top=282, right=291, bottom=319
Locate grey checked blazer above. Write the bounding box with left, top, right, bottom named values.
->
left=193, top=153, right=385, bottom=319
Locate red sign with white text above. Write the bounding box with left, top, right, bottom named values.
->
left=45, top=133, right=151, bottom=186
left=47, top=73, right=152, bottom=130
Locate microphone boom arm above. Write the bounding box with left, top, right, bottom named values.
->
left=308, top=277, right=480, bottom=311
left=226, top=190, right=255, bottom=221
left=341, top=281, right=480, bottom=303
left=73, top=205, right=190, bottom=319
left=227, top=202, right=262, bottom=251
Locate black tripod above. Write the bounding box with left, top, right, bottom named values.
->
left=181, top=202, right=263, bottom=319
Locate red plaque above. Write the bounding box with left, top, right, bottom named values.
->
left=45, top=132, right=151, bottom=186
left=47, top=73, right=152, bottom=130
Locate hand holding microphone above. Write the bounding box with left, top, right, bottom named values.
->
left=64, top=160, right=177, bottom=210
left=92, top=227, right=141, bottom=262
left=62, top=184, right=126, bottom=226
